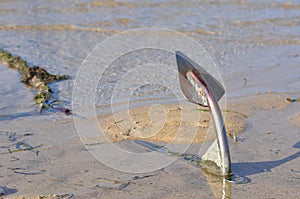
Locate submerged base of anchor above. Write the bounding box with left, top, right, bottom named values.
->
left=201, top=140, right=250, bottom=184
left=202, top=140, right=225, bottom=176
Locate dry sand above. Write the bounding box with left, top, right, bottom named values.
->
left=86, top=93, right=290, bottom=145
left=96, top=103, right=246, bottom=144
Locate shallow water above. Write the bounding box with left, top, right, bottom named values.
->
left=1, top=0, right=300, bottom=117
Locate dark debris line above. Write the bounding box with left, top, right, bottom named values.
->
left=0, top=48, right=71, bottom=114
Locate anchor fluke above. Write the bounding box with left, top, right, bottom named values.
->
left=176, top=51, right=231, bottom=177
left=176, top=51, right=225, bottom=106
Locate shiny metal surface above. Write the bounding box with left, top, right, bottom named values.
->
left=176, top=51, right=231, bottom=176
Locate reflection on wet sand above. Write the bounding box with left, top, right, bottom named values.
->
left=202, top=170, right=232, bottom=199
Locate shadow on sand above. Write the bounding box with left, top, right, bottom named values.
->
left=232, top=141, right=300, bottom=177
left=203, top=141, right=300, bottom=199
left=0, top=186, right=17, bottom=196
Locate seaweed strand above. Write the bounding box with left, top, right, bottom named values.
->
left=0, top=48, right=71, bottom=114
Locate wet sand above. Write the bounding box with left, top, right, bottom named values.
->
left=290, top=112, right=300, bottom=128
left=1, top=93, right=299, bottom=199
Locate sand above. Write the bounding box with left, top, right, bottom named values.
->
left=86, top=93, right=290, bottom=145
left=97, top=102, right=246, bottom=144
left=1, top=93, right=299, bottom=199
left=290, top=113, right=300, bottom=128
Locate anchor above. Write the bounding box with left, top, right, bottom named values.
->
left=176, top=51, right=231, bottom=177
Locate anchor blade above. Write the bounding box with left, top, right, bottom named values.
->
left=176, top=51, right=225, bottom=105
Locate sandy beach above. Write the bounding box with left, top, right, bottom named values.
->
left=1, top=0, right=300, bottom=198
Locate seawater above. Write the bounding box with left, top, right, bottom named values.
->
left=0, top=0, right=299, bottom=117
